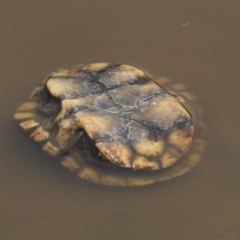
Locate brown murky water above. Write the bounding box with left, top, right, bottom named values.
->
left=1, top=1, right=240, bottom=239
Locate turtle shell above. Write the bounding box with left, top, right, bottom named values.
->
left=14, top=63, right=206, bottom=186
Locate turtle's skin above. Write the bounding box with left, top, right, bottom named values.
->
left=14, top=63, right=206, bottom=186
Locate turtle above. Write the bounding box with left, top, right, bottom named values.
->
left=14, top=63, right=206, bottom=187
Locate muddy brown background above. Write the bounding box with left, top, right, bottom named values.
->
left=1, top=1, right=240, bottom=240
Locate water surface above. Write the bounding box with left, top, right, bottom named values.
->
left=1, top=1, right=240, bottom=240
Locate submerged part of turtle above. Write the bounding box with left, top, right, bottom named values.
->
left=14, top=63, right=206, bottom=186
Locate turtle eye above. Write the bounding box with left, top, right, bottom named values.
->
left=38, top=98, right=59, bottom=117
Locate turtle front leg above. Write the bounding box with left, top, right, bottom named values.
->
left=55, top=117, right=83, bottom=152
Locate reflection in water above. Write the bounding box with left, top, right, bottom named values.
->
left=1, top=1, right=240, bottom=240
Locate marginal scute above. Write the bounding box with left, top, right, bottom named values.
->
left=30, top=127, right=49, bottom=142
left=194, top=138, right=206, bottom=151
left=29, top=87, right=43, bottom=99
left=170, top=83, right=186, bottom=90
left=118, top=64, right=146, bottom=78
left=133, top=139, right=164, bottom=157
left=168, top=125, right=194, bottom=152
left=51, top=70, right=73, bottom=77
left=14, top=62, right=206, bottom=187
left=82, top=62, right=110, bottom=71
left=99, top=174, right=127, bottom=186
left=17, top=101, right=38, bottom=111
left=19, top=119, right=39, bottom=130
left=42, top=142, right=60, bottom=157
left=14, top=112, right=36, bottom=120
left=181, top=91, right=197, bottom=101
left=96, top=141, right=132, bottom=168
left=61, top=156, right=80, bottom=172
left=46, top=78, right=83, bottom=99
left=161, top=152, right=178, bottom=168
left=79, top=168, right=99, bottom=183
left=187, top=153, right=201, bottom=167
left=133, top=156, right=160, bottom=170
left=127, top=176, right=156, bottom=187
